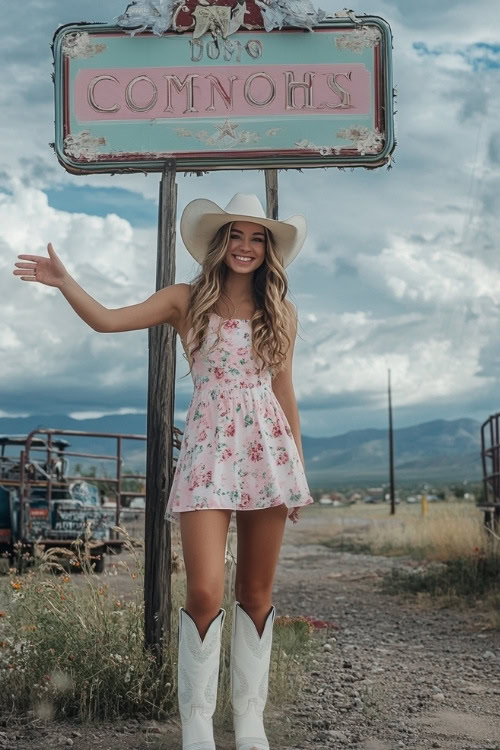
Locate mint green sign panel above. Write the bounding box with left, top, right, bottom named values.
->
left=52, top=18, right=394, bottom=174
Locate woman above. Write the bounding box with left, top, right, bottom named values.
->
left=13, top=192, right=314, bottom=750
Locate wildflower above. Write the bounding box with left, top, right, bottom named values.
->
left=131, top=573, right=137, bottom=579
left=63, top=576, right=70, bottom=583
left=10, top=581, right=22, bottom=591
left=0, top=612, right=6, bottom=617
left=303, top=615, right=339, bottom=630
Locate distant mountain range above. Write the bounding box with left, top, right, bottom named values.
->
left=302, top=417, right=483, bottom=485
left=0, top=414, right=484, bottom=486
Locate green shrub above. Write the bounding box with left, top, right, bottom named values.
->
left=382, top=543, right=500, bottom=601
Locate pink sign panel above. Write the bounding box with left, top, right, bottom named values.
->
left=75, top=64, right=371, bottom=121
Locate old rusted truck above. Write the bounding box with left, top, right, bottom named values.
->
left=0, top=428, right=149, bottom=573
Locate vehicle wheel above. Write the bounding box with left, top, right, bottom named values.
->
left=92, top=552, right=105, bottom=574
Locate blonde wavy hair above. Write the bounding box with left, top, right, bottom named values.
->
left=181, top=221, right=296, bottom=379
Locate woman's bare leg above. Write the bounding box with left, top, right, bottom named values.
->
left=180, top=508, right=233, bottom=640
left=234, top=503, right=288, bottom=635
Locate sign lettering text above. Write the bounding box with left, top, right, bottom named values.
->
left=77, top=64, right=369, bottom=120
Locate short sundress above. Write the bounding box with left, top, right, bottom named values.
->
left=164, top=313, right=314, bottom=523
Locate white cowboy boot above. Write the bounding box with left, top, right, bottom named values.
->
left=177, top=606, right=226, bottom=750
left=230, top=601, right=275, bottom=750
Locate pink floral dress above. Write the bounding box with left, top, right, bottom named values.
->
left=164, top=313, right=314, bottom=523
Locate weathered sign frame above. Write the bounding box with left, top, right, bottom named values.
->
left=51, top=15, right=395, bottom=175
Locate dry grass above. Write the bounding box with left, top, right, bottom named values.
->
left=0, top=525, right=317, bottom=724
left=364, top=503, right=488, bottom=561
left=315, top=501, right=500, bottom=616
left=311, top=501, right=489, bottom=560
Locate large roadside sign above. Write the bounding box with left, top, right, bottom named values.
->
left=52, top=11, right=394, bottom=173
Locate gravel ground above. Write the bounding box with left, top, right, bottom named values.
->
left=273, top=541, right=500, bottom=750
left=1, top=509, right=499, bottom=750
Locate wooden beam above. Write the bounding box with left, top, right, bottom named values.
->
left=144, top=159, right=177, bottom=664
left=265, top=169, right=278, bottom=219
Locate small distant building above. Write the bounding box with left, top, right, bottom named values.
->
left=318, top=493, right=333, bottom=505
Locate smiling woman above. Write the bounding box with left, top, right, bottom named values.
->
left=12, top=189, right=313, bottom=750
left=229, top=223, right=267, bottom=264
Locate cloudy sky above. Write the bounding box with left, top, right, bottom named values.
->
left=1, top=0, right=499, bottom=438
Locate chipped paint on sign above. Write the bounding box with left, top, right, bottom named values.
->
left=294, top=126, right=384, bottom=157
left=63, top=32, right=106, bottom=59
left=335, top=26, right=382, bottom=53
left=333, top=9, right=363, bottom=23
left=336, top=126, right=384, bottom=155
left=294, top=138, right=330, bottom=155
left=254, top=0, right=325, bottom=33
left=117, top=0, right=186, bottom=37
left=64, top=131, right=107, bottom=159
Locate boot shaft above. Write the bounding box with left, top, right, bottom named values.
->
left=177, top=607, right=226, bottom=750
left=230, top=602, right=275, bottom=710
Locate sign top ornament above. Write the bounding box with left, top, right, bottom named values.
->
left=115, top=0, right=327, bottom=38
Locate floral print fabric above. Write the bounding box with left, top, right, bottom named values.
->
left=164, top=313, right=314, bottom=522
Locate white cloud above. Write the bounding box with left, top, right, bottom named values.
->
left=357, top=235, right=500, bottom=306
left=69, top=407, right=146, bottom=420
left=1, top=182, right=160, bottom=388
left=295, top=309, right=495, bottom=412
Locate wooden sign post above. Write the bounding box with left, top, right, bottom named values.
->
left=265, top=169, right=279, bottom=221
left=144, top=161, right=177, bottom=660
left=51, top=2, right=395, bottom=667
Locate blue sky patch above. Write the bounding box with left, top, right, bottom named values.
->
left=45, top=185, right=157, bottom=227
left=413, top=40, right=500, bottom=70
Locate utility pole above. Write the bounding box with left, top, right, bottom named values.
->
left=388, top=368, right=396, bottom=515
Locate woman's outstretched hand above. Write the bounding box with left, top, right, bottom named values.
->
left=13, top=243, right=69, bottom=289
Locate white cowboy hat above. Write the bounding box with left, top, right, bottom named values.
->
left=180, top=193, right=307, bottom=268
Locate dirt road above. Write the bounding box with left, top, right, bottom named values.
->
left=274, top=512, right=500, bottom=750
left=1, top=507, right=499, bottom=750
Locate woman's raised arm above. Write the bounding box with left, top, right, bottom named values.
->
left=96, top=283, right=186, bottom=333
left=13, top=242, right=186, bottom=333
